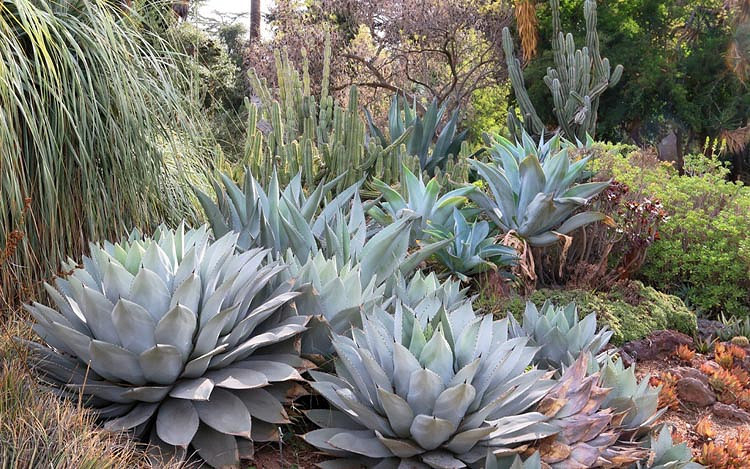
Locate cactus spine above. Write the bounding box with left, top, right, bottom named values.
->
left=503, top=0, right=623, bottom=141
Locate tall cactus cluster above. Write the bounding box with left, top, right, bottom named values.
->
left=503, top=0, right=623, bottom=141
left=244, top=35, right=410, bottom=194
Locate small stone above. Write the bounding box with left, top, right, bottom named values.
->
left=713, top=402, right=750, bottom=423
left=676, top=377, right=716, bottom=407
left=670, top=366, right=710, bottom=387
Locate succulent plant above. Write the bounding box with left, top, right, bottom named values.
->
left=428, top=208, right=517, bottom=281
left=533, top=355, right=650, bottom=468
left=366, top=94, right=468, bottom=175
left=368, top=164, right=475, bottom=241
left=508, top=301, right=613, bottom=372
left=470, top=141, right=610, bottom=246
left=195, top=170, right=364, bottom=261
left=302, top=292, right=556, bottom=467
left=597, top=358, right=665, bottom=438
left=485, top=451, right=543, bottom=469
left=282, top=250, right=383, bottom=356
left=484, top=129, right=591, bottom=166
left=24, top=225, right=310, bottom=468
left=646, top=425, right=703, bottom=469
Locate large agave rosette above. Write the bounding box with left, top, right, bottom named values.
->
left=303, top=277, right=556, bottom=467
left=24, top=224, right=310, bottom=468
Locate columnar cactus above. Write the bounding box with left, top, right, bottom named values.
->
left=246, top=34, right=412, bottom=193
left=503, top=0, right=624, bottom=141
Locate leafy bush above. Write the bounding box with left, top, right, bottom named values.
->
left=500, top=281, right=697, bottom=344
left=595, top=146, right=750, bottom=317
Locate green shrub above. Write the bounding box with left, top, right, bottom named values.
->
left=594, top=146, right=750, bottom=318
left=498, top=281, right=697, bottom=345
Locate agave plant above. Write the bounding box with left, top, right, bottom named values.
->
left=645, top=425, right=702, bottom=469
left=532, top=355, right=651, bottom=468
left=508, top=301, right=613, bottom=372
left=366, top=94, right=467, bottom=175
left=282, top=251, right=384, bottom=355
left=428, top=208, right=517, bottom=281
left=470, top=138, right=609, bottom=247
left=485, top=452, right=543, bottom=469
left=597, top=358, right=665, bottom=438
left=484, top=128, right=592, bottom=166
left=368, top=164, right=475, bottom=240
left=302, top=293, right=556, bottom=467
left=195, top=170, right=363, bottom=260
left=24, top=225, right=310, bottom=468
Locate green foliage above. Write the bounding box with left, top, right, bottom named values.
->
left=466, top=84, right=512, bottom=143
left=500, top=281, right=698, bottom=345
left=0, top=0, right=211, bottom=304
left=245, top=35, right=413, bottom=193
left=24, top=225, right=309, bottom=468
left=170, top=22, right=246, bottom=159
left=596, top=147, right=750, bottom=317
left=368, top=165, right=476, bottom=240
left=503, top=0, right=623, bottom=141
left=524, top=0, right=750, bottom=144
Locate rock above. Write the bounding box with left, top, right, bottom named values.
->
left=676, top=377, right=716, bottom=407
left=669, top=366, right=710, bottom=387
left=621, top=330, right=693, bottom=362
left=713, top=402, right=750, bottom=423
left=657, top=129, right=680, bottom=164
left=697, top=319, right=725, bottom=341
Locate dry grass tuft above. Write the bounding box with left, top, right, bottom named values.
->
left=0, top=309, right=185, bottom=468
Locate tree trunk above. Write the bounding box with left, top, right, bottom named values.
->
left=250, top=0, right=261, bottom=41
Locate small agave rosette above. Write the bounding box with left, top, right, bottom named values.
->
left=24, top=225, right=310, bottom=468
left=508, top=300, right=613, bottom=371
left=303, top=295, right=555, bottom=467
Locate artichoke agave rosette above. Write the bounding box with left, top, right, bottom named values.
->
left=303, top=284, right=557, bottom=468
left=24, top=225, right=310, bottom=468
left=508, top=301, right=613, bottom=372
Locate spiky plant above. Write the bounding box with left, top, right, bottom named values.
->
left=484, top=129, right=591, bottom=166
left=0, top=0, right=211, bottom=304
left=23, top=225, right=310, bottom=468
left=486, top=451, right=543, bottom=469
left=470, top=137, right=609, bottom=247
left=428, top=208, right=517, bottom=281
left=533, top=355, right=650, bottom=468
left=647, top=425, right=702, bottom=469
left=365, top=95, right=468, bottom=175
left=302, top=296, right=556, bottom=467
left=508, top=301, right=613, bottom=372
left=194, top=170, right=363, bottom=260
left=368, top=164, right=475, bottom=241
left=282, top=251, right=383, bottom=356
left=597, top=358, right=665, bottom=438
